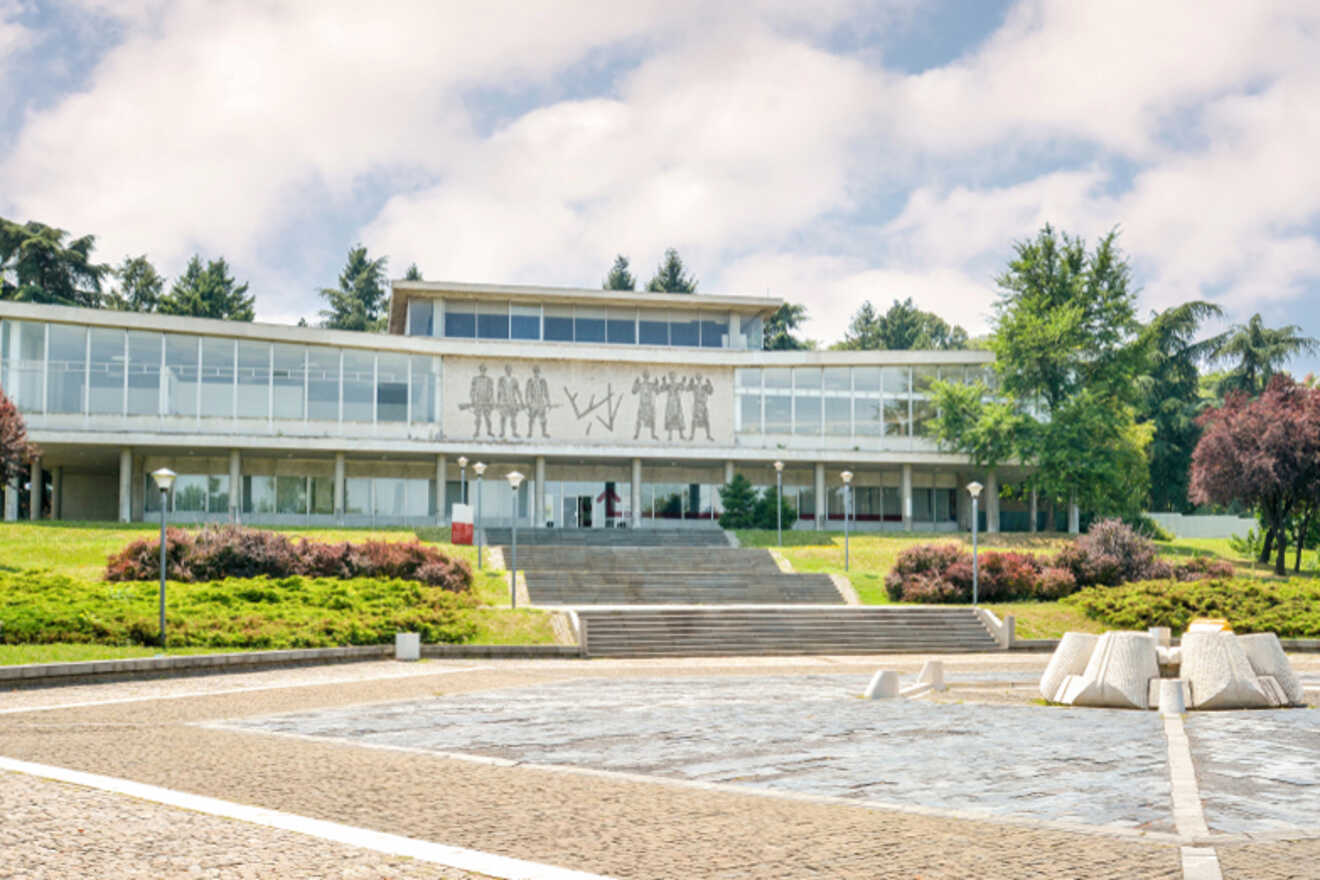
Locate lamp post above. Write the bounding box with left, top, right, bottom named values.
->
left=473, top=462, right=486, bottom=570
left=966, top=481, right=984, bottom=605
left=506, top=470, right=524, bottom=609
left=840, top=470, right=853, bottom=572
left=773, top=461, right=784, bottom=547
left=457, top=456, right=469, bottom=505
left=150, top=467, right=176, bottom=650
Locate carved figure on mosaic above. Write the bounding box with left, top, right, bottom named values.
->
left=688, top=373, right=714, bottom=442
left=660, top=371, right=690, bottom=442
left=462, top=364, right=495, bottom=437
left=632, top=370, right=660, bottom=440
left=524, top=365, right=551, bottom=438
left=497, top=364, right=524, bottom=439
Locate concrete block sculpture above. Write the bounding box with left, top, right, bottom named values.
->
left=864, top=669, right=900, bottom=699
left=1039, top=632, right=1099, bottom=703
left=1057, top=631, right=1160, bottom=709
left=1237, top=632, right=1305, bottom=706
left=1180, top=631, right=1273, bottom=709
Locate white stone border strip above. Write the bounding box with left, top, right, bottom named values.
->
left=0, top=755, right=616, bottom=880
left=1164, top=714, right=1223, bottom=880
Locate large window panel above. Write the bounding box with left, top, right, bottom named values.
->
left=310, top=477, right=334, bottom=514
left=855, top=398, right=883, bottom=437
left=574, top=307, right=605, bottom=343
left=699, top=315, right=728, bottom=348
left=173, top=475, right=209, bottom=513
left=164, top=335, right=200, bottom=417
left=374, top=478, right=406, bottom=516
left=344, top=477, right=370, bottom=514
left=200, top=338, right=234, bottom=418
left=242, top=475, right=276, bottom=514
left=272, top=344, right=305, bottom=420
left=126, top=332, right=161, bottom=416
left=913, top=365, right=939, bottom=395
left=883, top=397, right=909, bottom=437
left=444, top=300, right=476, bottom=338
left=89, top=327, right=126, bottom=415
left=912, top=398, right=937, bottom=438
left=510, top=304, right=541, bottom=340
left=407, top=299, right=434, bottom=337
left=825, top=397, right=851, bottom=436
left=276, top=475, right=307, bottom=514
left=476, top=301, right=509, bottom=339
left=638, top=309, right=668, bottom=346
left=543, top=305, right=573, bottom=342
left=854, top=367, right=882, bottom=393
left=793, top=367, right=821, bottom=391
left=376, top=353, right=408, bottom=423
left=765, top=394, right=791, bottom=434
left=794, top=395, right=821, bottom=436
left=47, top=324, right=86, bottom=414
left=306, top=347, right=339, bottom=421
left=606, top=308, right=635, bottom=344
left=235, top=340, right=269, bottom=420
left=342, top=351, right=374, bottom=422
left=208, top=475, right=230, bottom=514
left=410, top=355, right=438, bottom=423
left=669, top=311, right=699, bottom=347
left=882, top=367, right=910, bottom=395
left=738, top=394, right=761, bottom=434
left=764, top=367, right=791, bottom=391
left=823, top=367, right=851, bottom=392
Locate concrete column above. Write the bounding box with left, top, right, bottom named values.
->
left=435, top=454, right=446, bottom=522
left=986, top=469, right=1000, bottom=534
left=534, top=456, right=546, bottom=526
left=228, top=449, right=241, bottom=523
left=3, top=473, right=17, bottom=521
left=52, top=466, right=63, bottom=520
left=901, top=463, right=913, bottom=532
left=28, top=456, right=41, bottom=521
left=954, top=472, right=968, bottom=530
left=1029, top=488, right=1038, bottom=534
left=1068, top=490, right=1080, bottom=534
left=631, top=457, right=642, bottom=529
left=118, top=447, right=132, bottom=523
left=813, top=462, right=826, bottom=530
left=333, top=452, right=345, bottom=522
left=724, top=460, right=734, bottom=484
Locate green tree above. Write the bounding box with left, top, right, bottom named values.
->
left=158, top=256, right=255, bottom=321
left=717, top=474, right=758, bottom=528
left=1215, top=313, right=1318, bottom=398
left=105, top=255, right=165, bottom=312
left=934, top=225, right=1149, bottom=520
left=404, top=263, right=424, bottom=281
left=835, top=297, right=968, bottom=350
left=752, top=485, right=797, bottom=530
left=763, top=303, right=810, bottom=350
left=645, top=248, right=697, bottom=293
left=319, top=245, right=388, bottom=331
left=0, top=217, right=108, bottom=308
left=602, top=255, right=636, bottom=291
left=1137, top=301, right=1227, bottom=512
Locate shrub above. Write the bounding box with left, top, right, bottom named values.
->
left=900, top=572, right=968, bottom=603
left=1172, top=556, right=1236, bottom=581
left=886, top=543, right=1068, bottom=603
left=1034, top=566, right=1078, bottom=600
left=886, top=543, right=970, bottom=601
left=104, top=525, right=471, bottom=592
left=1054, top=519, right=1165, bottom=587
left=1064, top=577, right=1320, bottom=638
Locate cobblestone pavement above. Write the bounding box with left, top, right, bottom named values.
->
left=1, top=653, right=1315, bottom=878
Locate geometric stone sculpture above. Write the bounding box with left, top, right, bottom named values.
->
left=1180, top=631, right=1273, bottom=710
left=918, top=659, right=947, bottom=692
left=864, top=669, right=900, bottom=699
left=1039, top=632, right=1099, bottom=703
left=1055, top=631, right=1160, bottom=709
left=1237, top=632, right=1305, bottom=706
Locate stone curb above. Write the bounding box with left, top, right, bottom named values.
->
left=1013, top=637, right=1320, bottom=653
left=0, top=643, right=582, bottom=688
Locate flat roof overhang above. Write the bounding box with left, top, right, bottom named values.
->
left=386, top=279, right=783, bottom=335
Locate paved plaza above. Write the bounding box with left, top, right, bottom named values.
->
left=1, top=653, right=1317, bottom=879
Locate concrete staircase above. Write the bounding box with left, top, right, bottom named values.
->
left=483, top=527, right=730, bottom=547
left=524, top=572, right=841, bottom=605
left=576, top=607, right=1001, bottom=657
left=505, top=547, right=783, bottom=575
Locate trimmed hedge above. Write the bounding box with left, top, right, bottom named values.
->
left=1065, top=578, right=1320, bottom=637
left=105, top=525, right=471, bottom=591
left=0, top=569, right=479, bottom=648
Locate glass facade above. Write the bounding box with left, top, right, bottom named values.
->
left=1, top=319, right=441, bottom=430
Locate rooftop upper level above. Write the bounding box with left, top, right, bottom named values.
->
left=388, top=280, right=782, bottom=351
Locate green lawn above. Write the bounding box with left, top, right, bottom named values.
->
left=0, top=643, right=252, bottom=666
left=0, top=522, right=558, bottom=661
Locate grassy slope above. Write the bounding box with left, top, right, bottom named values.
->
left=0, top=522, right=557, bottom=661
left=735, top=528, right=1318, bottom=637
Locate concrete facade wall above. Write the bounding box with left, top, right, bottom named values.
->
left=60, top=472, right=119, bottom=521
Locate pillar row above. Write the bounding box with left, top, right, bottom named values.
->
left=630, top=458, right=642, bottom=529
left=901, top=464, right=913, bottom=532
left=118, top=447, right=132, bottom=523
left=28, top=456, right=41, bottom=521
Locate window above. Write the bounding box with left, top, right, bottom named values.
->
left=794, top=395, right=821, bottom=435
left=738, top=368, right=761, bottom=389
left=574, top=307, right=606, bottom=343
left=477, top=301, right=509, bottom=339
left=126, top=332, right=161, bottom=416
left=242, top=475, right=276, bottom=514
left=913, top=365, right=938, bottom=395
left=884, top=398, right=909, bottom=437
left=912, top=398, right=936, bottom=438
left=511, top=304, right=540, bottom=340
left=407, top=299, right=434, bottom=337
left=669, top=311, right=699, bottom=347
left=208, top=475, right=230, bottom=514
left=310, top=477, right=334, bottom=514
left=823, top=367, right=851, bottom=392
left=739, top=394, right=761, bottom=434
left=377, top=353, right=408, bottom=423
left=272, top=344, right=305, bottom=420
left=48, top=324, right=87, bottom=414
left=3, top=321, right=45, bottom=411
left=342, top=351, right=373, bottom=422
left=344, top=477, right=370, bottom=514
left=276, top=475, right=308, bottom=514
left=825, top=397, right=851, bottom=436
left=307, top=347, right=339, bottom=421
left=765, top=394, right=791, bottom=434
left=882, top=367, right=910, bottom=395
left=89, top=327, right=125, bottom=415
left=444, top=300, right=476, bottom=338
left=855, top=398, right=883, bottom=437
left=235, top=340, right=269, bottom=419
left=410, top=355, right=437, bottom=423
left=740, top=315, right=763, bottom=350
left=699, top=315, right=728, bottom=348
left=200, top=338, right=234, bottom=418
left=543, top=305, right=573, bottom=341
left=853, top=367, right=881, bottom=393
left=638, top=309, right=668, bottom=346
left=164, top=335, right=200, bottom=417
left=606, top=308, right=635, bottom=344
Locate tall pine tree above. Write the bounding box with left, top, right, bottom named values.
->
left=105, top=255, right=165, bottom=312
left=603, top=255, right=636, bottom=290
left=320, top=245, right=388, bottom=331
left=646, top=248, right=697, bottom=293
left=158, top=256, right=254, bottom=321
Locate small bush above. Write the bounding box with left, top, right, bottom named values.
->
left=1034, top=566, right=1078, bottom=600
left=901, top=572, right=968, bottom=603
left=1172, top=556, right=1236, bottom=581
left=1065, top=577, right=1320, bottom=638
left=104, top=525, right=471, bottom=592
left=1054, top=519, right=1164, bottom=587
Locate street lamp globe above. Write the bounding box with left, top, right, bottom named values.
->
left=966, top=480, right=983, bottom=499
left=506, top=470, right=524, bottom=490
left=773, top=460, right=783, bottom=472
left=151, top=467, right=177, bottom=493
left=473, top=462, right=487, bottom=477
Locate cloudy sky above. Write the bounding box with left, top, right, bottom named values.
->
left=2, top=0, right=1318, bottom=373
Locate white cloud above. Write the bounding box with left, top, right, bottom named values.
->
left=0, top=1, right=30, bottom=71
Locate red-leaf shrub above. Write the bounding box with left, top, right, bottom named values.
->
left=1035, top=566, right=1078, bottom=600
left=978, top=551, right=1042, bottom=601
left=900, top=571, right=968, bottom=603
left=104, top=525, right=471, bottom=592
left=1056, top=519, right=1164, bottom=586
left=885, top=543, right=969, bottom=601
left=1172, top=556, right=1236, bottom=581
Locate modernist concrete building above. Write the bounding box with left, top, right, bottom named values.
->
left=0, top=281, right=1051, bottom=531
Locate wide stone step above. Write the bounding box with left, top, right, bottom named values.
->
left=500, top=547, right=781, bottom=574
left=483, top=527, right=730, bottom=547
left=576, top=607, right=999, bottom=656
